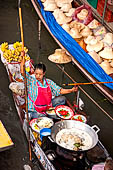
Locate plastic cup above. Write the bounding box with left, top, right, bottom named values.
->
left=40, top=128, right=51, bottom=141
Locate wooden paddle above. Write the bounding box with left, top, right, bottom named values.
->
left=18, top=1, right=32, bottom=162
left=63, top=81, right=113, bottom=86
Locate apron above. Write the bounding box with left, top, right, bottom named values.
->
left=29, top=79, right=52, bottom=112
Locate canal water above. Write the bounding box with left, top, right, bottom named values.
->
left=0, top=0, right=113, bottom=169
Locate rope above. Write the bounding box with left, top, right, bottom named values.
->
left=56, top=64, right=113, bottom=121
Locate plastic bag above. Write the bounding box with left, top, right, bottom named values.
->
left=72, top=4, right=93, bottom=25
left=9, top=82, right=25, bottom=96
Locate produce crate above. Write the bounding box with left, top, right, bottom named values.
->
left=97, top=0, right=113, bottom=22
left=87, top=0, right=98, bottom=9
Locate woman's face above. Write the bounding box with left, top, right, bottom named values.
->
left=34, top=68, right=45, bottom=82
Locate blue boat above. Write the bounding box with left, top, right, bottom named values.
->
left=31, top=0, right=113, bottom=104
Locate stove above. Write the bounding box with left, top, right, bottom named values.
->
left=41, top=136, right=102, bottom=170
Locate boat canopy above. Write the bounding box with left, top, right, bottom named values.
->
left=37, top=0, right=113, bottom=90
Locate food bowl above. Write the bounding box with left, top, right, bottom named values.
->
left=71, top=114, right=87, bottom=123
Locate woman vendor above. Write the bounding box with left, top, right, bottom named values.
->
left=21, top=57, right=78, bottom=119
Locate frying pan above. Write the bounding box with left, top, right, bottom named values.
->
left=49, top=120, right=100, bottom=153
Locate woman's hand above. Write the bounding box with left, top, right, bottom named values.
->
left=71, top=86, right=78, bottom=93
left=60, top=86, right=78, bottom=95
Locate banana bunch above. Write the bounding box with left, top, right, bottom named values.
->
left=1, top=41, right=30, bottom=63
left=1, top=42, right=8, bottom=52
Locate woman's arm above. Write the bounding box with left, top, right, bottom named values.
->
left=60, top=86, right=78, bottom=94
left=20, top=52, right=35, bottom=81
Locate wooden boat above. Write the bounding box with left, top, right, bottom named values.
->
left=0, top=44, right=111, bottom=170
left=0, top=120, right=14, bottom=152
left=30, top=0, right=113, bottom=104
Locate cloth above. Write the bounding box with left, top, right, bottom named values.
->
left=25, top=72, right=61, bottom=111
left=52, top=96, right=66, bottom=107
left=28, top=79, right=52, bottom=112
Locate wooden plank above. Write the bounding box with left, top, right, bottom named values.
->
left=0, top=120, right=14, bottom=152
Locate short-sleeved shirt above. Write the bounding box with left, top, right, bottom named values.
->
left=25, top=72, right=61, bottom=111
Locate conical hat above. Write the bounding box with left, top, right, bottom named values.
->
left=88, top=19, right=100, bottom=29
left=88, top=51, right=102, bottom=64
left=48, top=49, right=72, bottom=64
left=80, top=26, right=92, bottom=37
left=99, top=47, right=113, bottom=59
left=60, top=3, right=72, bottom=12
left=44, top=3, right=57, bottom=11
left=84, top=35, right=94, bottom=44
left=43, top=0, right=56, bottom=7
left=53, top=9, right=72, bottom=25
left=99, top=60, right=113, bottom=75
left=41, top=0, right=46, bottom=2
left=77, top=9, right=88, bottom=20
left=69, top=28, right=82, bottom=39
left=53, top=8, right=61, bottom=19
left=86, top=38, right=103, bottom=52
left=61, top=23, right=70, bottom=33
left=55, top=0, right=73, bottom=7
left=65, top=8, right=75, bottom=17
left=102, top=33, right=113, bottom=46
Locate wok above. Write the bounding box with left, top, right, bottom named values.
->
left=49, top=120, right=100, bottom=152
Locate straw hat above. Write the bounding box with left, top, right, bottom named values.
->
left=53, top=9, right=72, bottom=24
left=48, top=49, right=72, bottom=64
left=84, top=35, right=94, bottom=44
left=44, top=1, right=57, bottom=11
left=99, top=60, right=113, bottom=75
left=60, top=3, right=72, bottom=12
left=53, top=8, right=61, bottom=19
left=65, top=8, right=75, bottom=17
left=102, top=33, right=113, bottom=47
left=55, top=0, right=73, bottom=7
left=77, top=9, right=88, bottom=20
left=86, top=38, right=104, bottom=52
left=43, top=0, right=55, bottom=7
left=80, top=26, right=92, bottom=37
left=69, top=28, right=82, bottom=39
left=88, top=51, right=102, bottom=64
left=69, top=21, right=85, bottom=32
left=88, top=19, right=100, bottom=29
left=99, top=47, right=113, bottom=60
left=61, top=23, right=70, bottom=33
left=41, top=0, right=46, bottom=2
left=44, top=4, right=57, bottom=11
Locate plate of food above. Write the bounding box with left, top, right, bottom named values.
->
left=71, top=114, right=87, bottom=123
left=29, top=118, right=40, bottom=133
left=30, top=117, right=54, bottom=133
left=55, top=105, right=74, bottom=119
left=36, top=117, right=54, bottom=129
left=46, top=107, right=56, bottom=116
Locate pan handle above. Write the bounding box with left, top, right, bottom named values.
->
left=48, top=136, right=55, bottom=143
left=91, top=125, right=100, bottom=133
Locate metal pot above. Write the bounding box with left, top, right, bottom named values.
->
left=49, top=120, right=100, bottom=152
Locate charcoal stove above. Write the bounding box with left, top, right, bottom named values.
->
left=41, top=136, right=89, bottom=170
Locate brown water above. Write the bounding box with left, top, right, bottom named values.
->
left=0, top=0, right=113, bottom=169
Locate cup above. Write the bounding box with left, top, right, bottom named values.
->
left=40, top=128, right=51, bottom=141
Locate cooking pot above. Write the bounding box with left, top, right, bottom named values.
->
left=49, top=120, right=100, bottom=152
